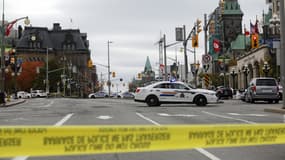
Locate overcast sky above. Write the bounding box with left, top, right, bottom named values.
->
left=4, top=0, right=268, bottom=91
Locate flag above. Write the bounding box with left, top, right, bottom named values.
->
left=213, top=39, right=221, bottom=53
left=159, top=64, right=164, bottom=72
left=5, top=20, right=17, bottom=36
left=250, top=20, right=259, bottom=34
left=244, top=27, right=250, bottom=36
left=255, top=20, right=259, bottom=34
left=250, top=22, right=256, bottom=34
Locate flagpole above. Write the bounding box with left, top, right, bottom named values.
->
left=244, top=24, right=246, bottom=51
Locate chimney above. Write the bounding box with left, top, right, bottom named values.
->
left=53, top=23, right=61, bottom=31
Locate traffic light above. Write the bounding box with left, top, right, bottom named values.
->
left=196, top=19, right=202, bottom=34
left=87, top=59, right=93, bottom=68
left=251, top=34, right=259, bottom=49
left=112, top=72, right=116, bottom=78
left=192, top=35, right=198, bottom=48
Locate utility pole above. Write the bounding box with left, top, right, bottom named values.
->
left=107, top=40, right=112, bottom=97
left=280, top=0, right=285, bottom=108
left=204, top=14, right=208, bottom=57
left=183, top=25, right=188, bottom=83
left=163, top=34, right=167, bottom=81
left=46, top=48, right=49, bottom=96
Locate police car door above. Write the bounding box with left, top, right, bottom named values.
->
left=170, top=83, right=193, bottom=102
left=154, top=83, right=176, bottom=102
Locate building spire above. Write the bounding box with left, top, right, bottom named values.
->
left=144, top=56, right=152, bottom=73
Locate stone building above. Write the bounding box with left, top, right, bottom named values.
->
left=14, top=23, right=96, bottom=96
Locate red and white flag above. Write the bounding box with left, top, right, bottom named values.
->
left=244, top=27, right=250, bottom=36
left=213, top=39, right=221, bottom=53
left=159, top=64, right=164, bottom=72
left=5, top=20, right=17, bottom=36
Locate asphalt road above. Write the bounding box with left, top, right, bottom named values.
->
left=0, top=98, right=285, bottom=160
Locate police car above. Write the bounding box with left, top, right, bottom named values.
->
left=134, top=81, right=219, bottom=106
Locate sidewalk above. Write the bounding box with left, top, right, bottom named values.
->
left=1, top=98, right=26, bottom=107
left=264, top=104, right=285, bottom=114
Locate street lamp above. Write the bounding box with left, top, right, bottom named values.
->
left=243, top=65, right=249, bottom=89
left=262, top=61, right=270, bottom=77
left=107, top=40, right=113, bottom=97
left=46, top=48, right=52, bottom=97
left=230, top=68, right=237, bottom=90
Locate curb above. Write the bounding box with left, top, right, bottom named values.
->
left=4, top=99, right=26, bottom=107
left=264, top=108, right=285, bottom=114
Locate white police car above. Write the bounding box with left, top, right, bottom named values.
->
left=134, top=81, right=219, bottom=106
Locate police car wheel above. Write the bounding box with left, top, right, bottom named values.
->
left=195, top=96, right=207, bottom=106
left=146, top=95, right=160, bottom=107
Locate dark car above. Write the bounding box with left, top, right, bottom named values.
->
left=215, top=86, right=233, bottom=99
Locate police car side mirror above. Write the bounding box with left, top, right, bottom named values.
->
left=184, top=87, right=190, bottom=90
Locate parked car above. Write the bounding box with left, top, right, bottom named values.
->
left=31, top=90, right=47, bottom=98
left=110, top=92, right=120, bottom=98
left=118, top=92, right=135, bottom=99
left=246, top=77, right=279, bottom=103
left=88, top=91, right=108, bottom=98
left=238, top=89, right=248, bottom=102
left=215, top=86, right=233, bottom=99
left=17, top=91, right=31, bottom=99
left=134, top=81, right=219, bottom=106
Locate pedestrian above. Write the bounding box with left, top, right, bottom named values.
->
left=0, top=91, right=5, bottom=107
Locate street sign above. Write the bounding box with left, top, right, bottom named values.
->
left=202, top=54, right=212, bottom=64
left=175, top=27, right=183, bottom=41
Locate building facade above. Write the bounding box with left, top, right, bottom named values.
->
left=14, top=23, right=96, bottom=97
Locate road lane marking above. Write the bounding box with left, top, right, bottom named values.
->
left=195, top=148, right=221, bottom=160
left=227, top=113, right=267, bottom=117
left=203, top=111, right=256, bottom=124
left=158, top=113, right=198, bottom=117
left=54, top=113, right=74, bottom=126
left=12, top=113, right=74, bottom=160
left=96, top=115, right=112, bottom=120
left=136, top=112, right=221, bottom=160
left=136, top=112, right=161, bottom=126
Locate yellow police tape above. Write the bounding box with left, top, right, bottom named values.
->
left=1, top=124, right=285, bottom=157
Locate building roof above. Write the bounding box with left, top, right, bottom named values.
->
left=16, top=23, right=89, bottom=52
left=144, top=56, right=152, bottom=72
left=223, top=0, right=243, bottom=15
left=231, top=34, right=250, bottom=50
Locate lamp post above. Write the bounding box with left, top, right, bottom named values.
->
left=230, top=68, right=237, bottom=90
left=262, top=61, right=270, bottom=77
left=46, top=48, right=53, bottom=97
left=107, top=40, right=113, bottom=97
left=243, top=65, right=249, bottom=89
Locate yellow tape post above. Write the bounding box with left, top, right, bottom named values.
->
left=1, top=124, right=285, bottom=157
